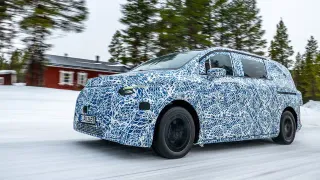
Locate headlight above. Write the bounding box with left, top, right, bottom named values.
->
left=118, top=85, right=146, bottom=96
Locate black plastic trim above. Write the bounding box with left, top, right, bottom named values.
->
left=277, top=91, right=297, bottom=95
left=139, top=102, right=150, bottom=110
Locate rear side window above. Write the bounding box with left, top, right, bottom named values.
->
left=271, top=65, right=287, bottom=79
left=205, top=53, right=233, bottom=75
left=241, top=58, right=267, bottom=78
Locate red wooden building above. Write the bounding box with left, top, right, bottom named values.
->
left=0, top=70, right=17, bottom=85
left=26, top=55, right=129, bottom=90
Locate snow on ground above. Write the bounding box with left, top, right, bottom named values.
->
left=301, top=100, right=320, bottom=127
left=1, top=86, right=320, bottom=180
left=12, top=83, right=26, bottom=86
left=304, top=100, right=320, bottom=111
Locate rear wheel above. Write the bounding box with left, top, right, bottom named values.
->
left=272, top=111, right=296, bottom=144
left=152, top=107, right=195, bottom=159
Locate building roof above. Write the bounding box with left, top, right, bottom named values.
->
left=0, top=70, right=17, bottom=75
left=45, top=54, right=130, bottom=73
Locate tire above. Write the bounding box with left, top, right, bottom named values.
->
left=152, top=107, right=195, bottom=159
left=272, top=111, right=296, bottom=145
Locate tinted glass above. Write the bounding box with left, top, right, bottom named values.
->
left=206, top=54, right=233, bottom=75
left=241, top=58, right=267, bottom=78
left=132, top=51, right=201, bottom=71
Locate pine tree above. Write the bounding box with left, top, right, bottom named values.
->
left=314, top=53, right=320, bottom=100
left=0, top=0, right=18, bottom=53
left=9, top=49, right=23, bottom=70
left=0, top=55, right=9, bottom=69
left=183, top=0, right=212, bottom=49
left=301, top=36, right=320, bottom=101
left=157, top=0, right=187, bottom=56
left=18, top=0, right=88, bottom=86
left=227, top=0, right=267, bottom=55
left=108, top=30, right=126, bottom=64
left=157, top=0, right=212, bottom=54
left=293, top=53, right=303, bottom=93
left=19, top=0, right=88, bottom=49
left=268, top=19, right=294, bottom=68
left=304, top=36, right=318, bottom=60
left=315, top=53, right=320, bottom=75
left=211, top=0, right=231, bottom=47
left=9, top=49, right=26, bottom=82
left=202, top=0, right=215, bottom=46
left=120, top=0, right=158, bottom=64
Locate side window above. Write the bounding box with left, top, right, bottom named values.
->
left=205, top=53, right=233, bottom=76
left=273, top=66, right=287, bottom=79
left=266, top=62, right=288, bottom=80
left=241, top=57, right=267, bottom=78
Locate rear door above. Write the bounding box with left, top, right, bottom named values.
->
left=264, top=60, right=301, bottom=133
left=230, top=52, right=275, bottom=136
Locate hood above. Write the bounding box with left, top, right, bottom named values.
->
left=86, top=70, right=179, bottom=87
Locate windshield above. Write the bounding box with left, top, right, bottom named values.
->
left=131, top=51, right=201, bottom=71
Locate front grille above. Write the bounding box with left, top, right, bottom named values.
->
left=75, top=122, right=103, bottom=137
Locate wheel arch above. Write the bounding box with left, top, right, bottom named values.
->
left=153, top=100, right=200, bottom=144
left=283, top=106, right=298, bottom=129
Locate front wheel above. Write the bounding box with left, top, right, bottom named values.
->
left=152, top=107, right=195, bottom=159
left=272, top=111, right=296, bottom=144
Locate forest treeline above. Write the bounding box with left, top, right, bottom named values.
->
left=0, top=0, right=319, bottom=101
left=108, top=0, right=320, bottom=102
left=0, top=0, right=88, bottom=84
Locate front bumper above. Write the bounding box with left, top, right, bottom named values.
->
left=74, top=110, right=157, bottom=148
left=73, top=84, right=162, bottom=148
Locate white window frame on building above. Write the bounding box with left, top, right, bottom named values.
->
left=77, top=72, right=88, bottom=86
left=0, top=77, right=4, bottom=85
left=59, top=70, right=74, bottom=86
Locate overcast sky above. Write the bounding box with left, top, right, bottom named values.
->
left=47, top=0, right=320, bottom=61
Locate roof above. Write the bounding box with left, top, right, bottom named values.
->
left=0, top=70, right=17, bottom=75
left=44, top=55, right=130, bottom=72
left=202, top=47, right=268, bottom=60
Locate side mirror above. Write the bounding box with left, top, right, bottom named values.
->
left=207, top=68, right=226, bottom=78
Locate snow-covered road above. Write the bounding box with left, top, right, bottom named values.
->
left=1, top=86, right=320, bottom=180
